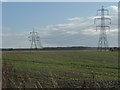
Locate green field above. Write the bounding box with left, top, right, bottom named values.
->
left=2, top=50, right=119, bottom=88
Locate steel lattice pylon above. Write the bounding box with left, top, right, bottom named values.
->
left=28, top=28, right=42, bottom=49
left=94, top=6, right=111, bottom=51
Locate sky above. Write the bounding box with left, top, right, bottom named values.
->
left=0, top=0, right=119, bottom=2
left=1, top=2, right=119, bottom=48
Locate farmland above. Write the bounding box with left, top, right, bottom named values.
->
left=2, top=50, right=119, bottom=88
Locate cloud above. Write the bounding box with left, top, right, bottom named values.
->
left=2, top=27, right=31, bottom=48
left=2, top=5, right=118, bottom=48
left=65, top=30, right=78, bottom=35
left=2, top=32, right=30, bottom=48
left=37, top=5, right=118, bottom=47
left=107, top=6, right=118, bottom=15
left=0, top=0, right=7, bottom=2
left=40, top=13, right=117, bottom=38
left=67, top=17, right=83, bottom=21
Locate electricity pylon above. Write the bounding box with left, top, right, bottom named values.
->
left=28, top=28, right=42, bottom=49
left=94, top=6, right=111, bottom=51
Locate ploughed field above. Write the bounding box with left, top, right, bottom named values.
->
left=2, top=50, right=119, bottom=88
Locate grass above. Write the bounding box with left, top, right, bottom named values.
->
left=2, top=50, right=119, bottom=88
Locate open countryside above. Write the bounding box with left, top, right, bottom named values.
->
left=2, top=50, right=119, bottom=88
left=2, top=2, right=119, bottom=89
